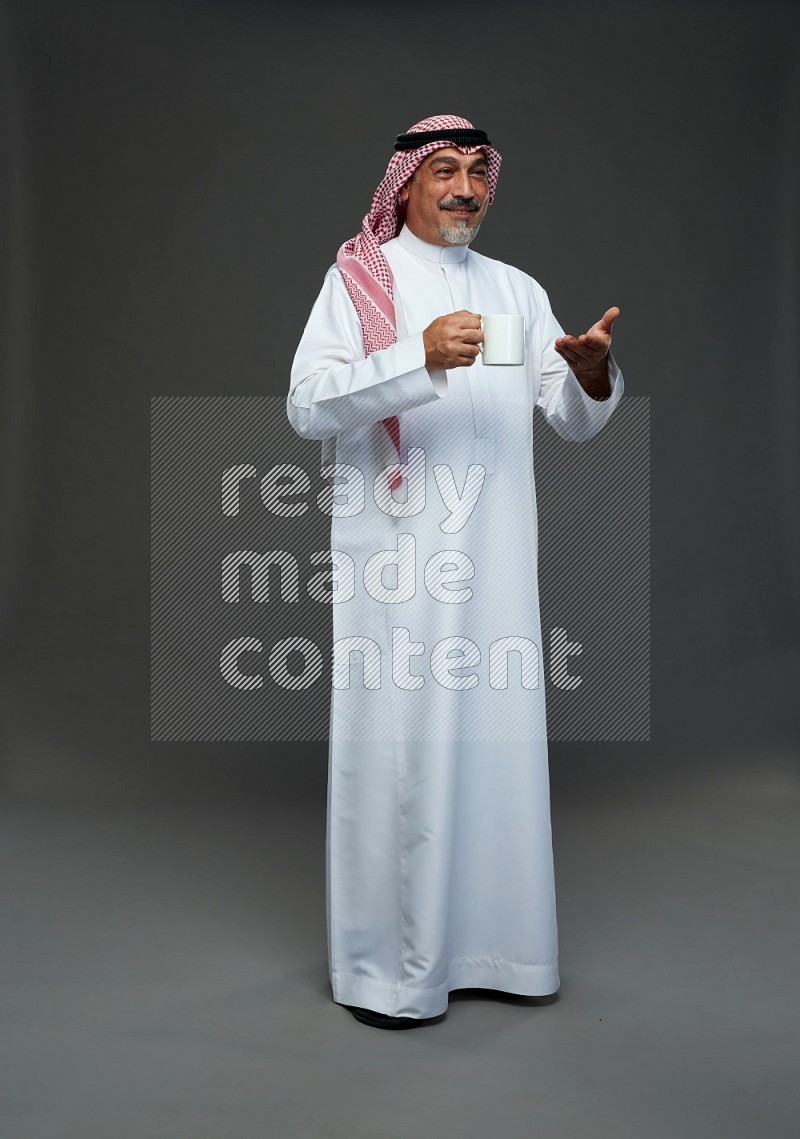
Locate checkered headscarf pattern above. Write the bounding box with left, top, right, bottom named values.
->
left=336, top=115, right=502, bottom=489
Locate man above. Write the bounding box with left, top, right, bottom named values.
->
left=287, top=115, right=623, bottom=1030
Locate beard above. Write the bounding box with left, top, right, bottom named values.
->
left=437, top=196, right=484, bottom=245
left=437, top=217, right=483, bottom=245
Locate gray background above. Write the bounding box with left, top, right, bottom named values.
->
left=1, top=1, right=798, bottom=1136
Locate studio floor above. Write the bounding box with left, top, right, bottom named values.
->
left=1, top=745, right=798, bottom=1139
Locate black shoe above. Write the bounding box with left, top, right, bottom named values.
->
left=347, top=1005, right=445, bottom=1030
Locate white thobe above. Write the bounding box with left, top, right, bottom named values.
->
left=287, top=223, right=624, bottom=1018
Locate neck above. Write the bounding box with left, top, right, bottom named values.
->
left=397, top=223, right=471, bottom=264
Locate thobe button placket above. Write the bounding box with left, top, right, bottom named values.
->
left=441, top=264, right=496, bottom=476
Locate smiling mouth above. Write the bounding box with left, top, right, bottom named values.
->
left=440, top=198, right=480, bottom=216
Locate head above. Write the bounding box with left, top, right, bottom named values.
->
left=399, top=147, right=491, bottom=246
left=337, top=115, right=501, bottom=313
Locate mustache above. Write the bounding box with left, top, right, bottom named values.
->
left=438, top=196, right=481, bottom=211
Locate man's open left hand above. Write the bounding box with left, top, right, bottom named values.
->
left=554, top=307, right=619, bottom=399
left=554, top=306, right=620, bottom=376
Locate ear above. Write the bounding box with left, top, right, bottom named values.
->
left=399, top=182, right=410, bottom=203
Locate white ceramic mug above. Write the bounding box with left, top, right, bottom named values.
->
left=479, top=314, right=525, bottom=366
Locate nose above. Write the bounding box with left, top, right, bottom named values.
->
left=452, top=168, right=472, bottom=199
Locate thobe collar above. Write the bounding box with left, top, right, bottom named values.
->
left=396, top=223, right=470, bottom=265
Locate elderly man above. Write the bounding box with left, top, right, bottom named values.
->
left=287, top=115, right=624, bottom=1029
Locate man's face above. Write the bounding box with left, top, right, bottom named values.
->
left=399, top=148, right=490, bottom=247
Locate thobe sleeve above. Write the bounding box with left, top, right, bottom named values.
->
left=287, top=266, right=448, bottom=441
left=535, top=289, right=624, bottom=442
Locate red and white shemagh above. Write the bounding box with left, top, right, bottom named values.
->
left=336, top=114, right=502, bottom=491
